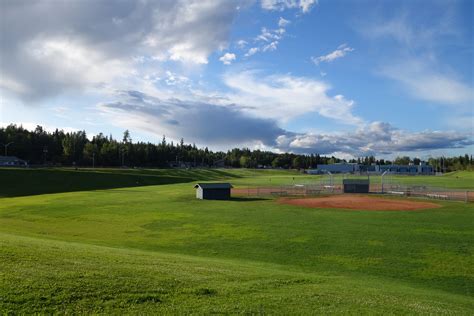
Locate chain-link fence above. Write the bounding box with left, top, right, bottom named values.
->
left=377, top=182, right=473, bottom=202
left=233, top=183, right=343, bottom=197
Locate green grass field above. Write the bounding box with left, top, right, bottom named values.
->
left=1, top=168, right=473, bottom=313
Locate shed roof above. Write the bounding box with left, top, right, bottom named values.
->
left=194, top=183, right=233, bottom=189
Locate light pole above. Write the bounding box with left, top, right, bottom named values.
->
left=381, top=170, right=389, bottom=194
left=1, top=142, right=13, bottom=156
left=122, top=147, right=125, bottom=167
left=325, top=171, right=333, bottom=186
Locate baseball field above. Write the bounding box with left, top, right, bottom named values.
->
left=0, top=168, right=473, bottom=313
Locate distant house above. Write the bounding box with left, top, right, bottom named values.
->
left=194, top=183, right=233, bottom=200
left=0, top=156, right=28, bottom=167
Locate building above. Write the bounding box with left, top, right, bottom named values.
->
left=0, top=156, right=28, bottom=167
left=343, top=179, right=370, bottom=193
left=306, top=162, right=434, bottom=175
left=194, top=183, right=233, bottom=200
left=376, top=163, right=433, bottom=175
left=306, top=163, right=359, bottom=174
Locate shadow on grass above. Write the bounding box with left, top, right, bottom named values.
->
left=0, top=168, right=244, bottom=198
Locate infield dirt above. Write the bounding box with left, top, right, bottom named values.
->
left=278, top=195, right=441, bottom=211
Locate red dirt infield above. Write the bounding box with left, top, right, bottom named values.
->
left=278, top=195, right=441, bottom=211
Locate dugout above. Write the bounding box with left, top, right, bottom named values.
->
left=194, top=183, right=233, bottom=200
left=343, top=179, right=370, bottom=193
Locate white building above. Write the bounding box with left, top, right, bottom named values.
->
left=0, top=156, right=28, bottom=167
left=306, top=163, right=359, bottom=174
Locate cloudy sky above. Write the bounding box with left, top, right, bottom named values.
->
left=0, top=0, right=472, bottom=158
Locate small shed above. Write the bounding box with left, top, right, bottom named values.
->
left=343, top=179, right=369, bottom=193
left=194, top=183, right=233, bottom=200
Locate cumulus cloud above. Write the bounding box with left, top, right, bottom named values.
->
left=311, top=44, right=354, bottom=65
left=219, top=53, right=237, bottom=65
left=0, top=0, right=242, bottom=101
left=99, top=90, right=287, bottom=147
left=279, top=122, right=473, bottom=156
left=261, top=0, right=317, bottom=13
left=223, top=70, right=363, bottom=125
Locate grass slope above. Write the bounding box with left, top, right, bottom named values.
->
left=2, top=233, right=473, bottom=314
left=0, top=168, right=257, bottom=197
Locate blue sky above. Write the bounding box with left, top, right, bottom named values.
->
left=0, top=0, right=472, bottom=159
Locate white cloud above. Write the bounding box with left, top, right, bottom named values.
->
left=164, top=71, right=190, bottom=86
left=380, top=59, right=473, bottom=105
left=0, top=0, right=242, bottom=101
left=245, top=47, right=260, bottom=57
left=311, top=44, right=354, bottom=65
left=358, top=5, right=471, bottom=107
left=261, top=0, right=317, bottom=13
left=244, top=22, right=288, bottom=57
left=278, top=17, right=291, bottom=27
left=262, top=41, right=279, bottom=52
left=256, top=27, right=284, bottom=42
left=223, top=70, right=363, bottom=125
left=219, top=53, right=237, bottom=65
left=279, top=122, right=473, bottom=156
left=359, top=9, right=458, bottom=49
left=236, top=40, right=248, bottom=49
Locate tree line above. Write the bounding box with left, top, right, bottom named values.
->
left=1, top=124, right=473, bottom=171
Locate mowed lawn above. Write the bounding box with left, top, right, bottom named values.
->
left=1, top=169, right=473, bottom=313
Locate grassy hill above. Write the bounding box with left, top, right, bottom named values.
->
left=2, top=233, right=472, bottom=314
left=0, top=168, right=473, bottom=313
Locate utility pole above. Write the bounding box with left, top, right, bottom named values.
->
left=1, top=142, right=14, bottom=156
left=92, top=152, right=95, bottom=169
left=43, top=146, right=48, bottom=166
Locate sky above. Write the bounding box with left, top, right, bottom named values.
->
left=0, top=0, right=473, bottom=159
